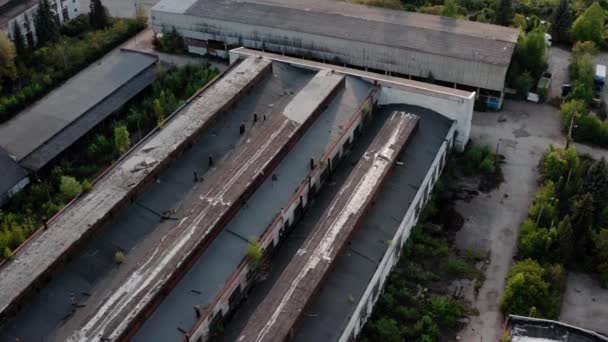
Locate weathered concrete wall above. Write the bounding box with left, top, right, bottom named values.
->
left=339, top=122, right=457, bottom=342
left=228, top=49, right=474, bottom=151
left=379, top=86, right=473, bottom=151
left=151, top=10, right=508, bottom=92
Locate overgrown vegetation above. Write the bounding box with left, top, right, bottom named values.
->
left=0, top=64, right=219, bottom=259
left=501, top=146, right=608, bottom=319
left=247, top=239, right=264, bottom=267
left=153, top=26, right=187, bottom=54
left=360, top=146, right=501, bottom=341
left=0, top=2, right=147, bottom=123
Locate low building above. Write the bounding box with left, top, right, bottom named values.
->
left=0, top=148, right=28, bottom=205
left=1, top=0, right=80, bottom=46
left=0, top=49, right=158, bottom=203
left=151, top=0, right=518, bottom=108
left=507, top=315, right=608, bottom=342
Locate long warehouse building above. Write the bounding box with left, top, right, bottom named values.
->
left=150, top=0, right=518, bottom=108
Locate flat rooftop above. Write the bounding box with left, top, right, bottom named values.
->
left=239, top=111, right=418, bottom=342
left=63, top=68, right=345, bottom=341
left=231, top=48, right=476, bottom=100
left=133, top=75, right=374, bottom=342
left=154, top=0, right=518, bottom=66
left=0, top=56, right=271, bottom=324
left=220, top=104, right=453, bottom=341
left=293, top=104, right=452, bottom=342
left=508, top=315, right=608, bottom=342
left=0, top=49, right=158, bottom=170
left=0, top=59, right=313, bottom=341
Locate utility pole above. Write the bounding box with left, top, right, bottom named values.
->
left=566, top=115, right=575, bottom=149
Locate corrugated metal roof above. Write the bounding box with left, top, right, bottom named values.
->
left=176, top=0, right=518, bottom=66
left=0, top=50, right=158, bottom=170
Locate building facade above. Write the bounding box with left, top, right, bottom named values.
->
left=1, top=0, right=80, bottom=47
left=151, top=0, right=518, bottom=109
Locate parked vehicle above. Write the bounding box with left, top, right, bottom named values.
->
left=595, top=64, right=606, bottom=89
left=561, top=84, right=572, bottom=98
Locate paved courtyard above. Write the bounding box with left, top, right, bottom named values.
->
left=560, top=272, right=608, bottom=335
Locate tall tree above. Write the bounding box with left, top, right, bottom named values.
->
left=11, top=22, right=27, bottom=57
left=494, top=0, right=513, bottom=26
left=552, top=0, right=572, bottom=44
left=571, top=2, right=606, bottom=47
left=114, top=124, right=130, bottom=154
left=0, top=32, right=17, bottom=82
left=34, top=0, right=60, bottom=46
left=89, top=0, right=110, bottom=30
left=582, top=158, right=608, bottom=210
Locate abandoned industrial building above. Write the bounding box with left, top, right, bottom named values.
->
left=150, top=0, right=518, bottom=109
left=0, top=47, right=475, bottom=342
left=0, top=49, right=159, bottom=204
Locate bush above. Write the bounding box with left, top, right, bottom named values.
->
left=154, top=26, right=187, bottom=54
left=114, top=250, right=125, bottom=264
left=81, top=180, right=93, bottom=192
left=3, top=247, right=13, bottom=259
left=479, top=155, right=496, bottom=174
left=60, top=15, right=91, bottom=37
left=59, top=176, right=82, bottom=201
left=430, top=296, right=464, bottom=328
left=247, top=239, right=263, bottom=267
left=500, top=259, right=552, bottom=317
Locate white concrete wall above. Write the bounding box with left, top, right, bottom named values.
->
left=151, top=10, right=509, bottom=92
left=379, top=86, right=472, bottom=151
left=6, top=0, right=80, bottom=46
left=339, top=122, right=457, bottom=342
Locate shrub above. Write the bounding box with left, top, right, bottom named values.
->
left=3, top=247, right=13, bottom=259
left=60, top=15, right=91, bottom=37
left=479, top=155, right=496, bottom=174
left=446, top=258, right=472, bottom=278
left=81, top=180, right=93, bottom=192
left=247, top=239, right=263, bottom=267
left=114, top=124, right=131, bottom=154
left=430, top=296, right=464, bottom=328
left=59, top=176, right=82, bottom=201
left=114, top=250, right=125, bottom=264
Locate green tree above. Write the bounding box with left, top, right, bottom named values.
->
left=11, top=22, right=27, bottom=57
left=582, top=158, right=608, bottom=209
left=515, top=71, right=535, bottom=95
left=528, top=181, right=558, bottom=227
left=371, top=318, right=401, bottom=342
left=570, top=193, right=595, bottom=261
left=551, top=0, right=572, bottom=44
left=0, top=32, right=17, bottom=82
left=441, top=0, right=460, bottom=18
left=495, top=0, right=513, bottom=26
left=500, top=259, right=551, bottom=317
left=571, top=2, right=606, bottom=47
left=114, top=124, right=130, bottom=154
left=34, top=0, right=60, bottom=46
left=508, top=28, right=547, bottom=86
left=543, top=146, right=579, bottom=182
left=89, top=0, right=110, bottom=30
left=513, top=14, right=527, bottom=31
left=559, top=99, right=587, bottom=128
left=556, top=215, right=574, bottom=263
left=60, top=175, right=82, bottom=200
